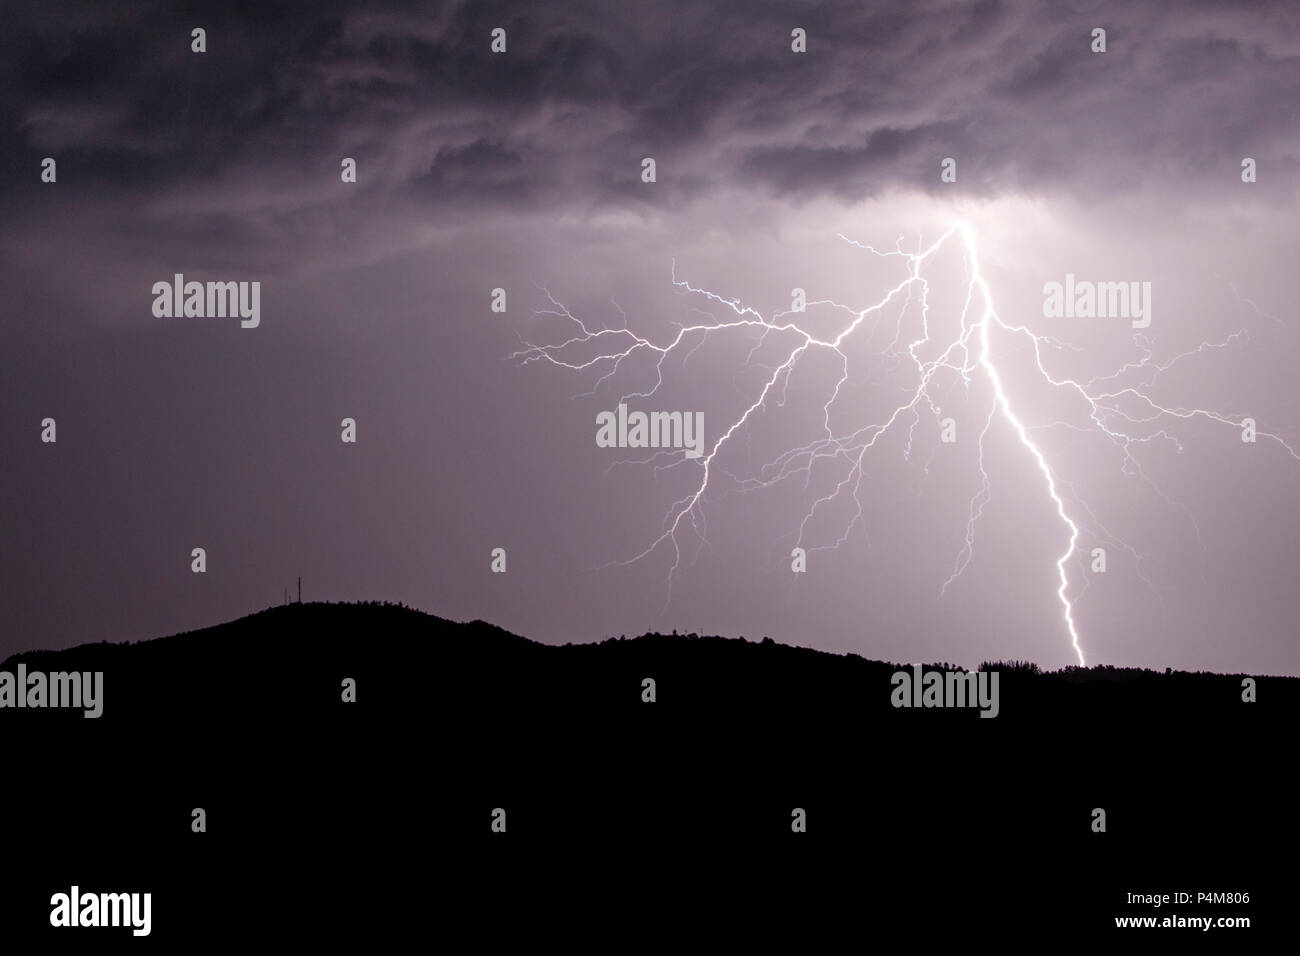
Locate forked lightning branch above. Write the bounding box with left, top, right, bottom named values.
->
left=514, top=223, right=1298, bottom=666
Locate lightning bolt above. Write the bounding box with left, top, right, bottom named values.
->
left=513, top=222, right=1297, bottom=667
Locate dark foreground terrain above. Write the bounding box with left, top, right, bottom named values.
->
left=1, top=602, right=1291, bottom=945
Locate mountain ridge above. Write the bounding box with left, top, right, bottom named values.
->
left=4, top=598, right=1293, bottom=682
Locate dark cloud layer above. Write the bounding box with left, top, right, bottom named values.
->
left=3, top=1, right=1295, bottom=236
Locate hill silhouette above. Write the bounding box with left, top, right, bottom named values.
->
left=3, top=600, right=1291, bottom=725
left=2, top=602, right=1289, bottom=943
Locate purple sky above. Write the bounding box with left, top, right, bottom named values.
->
left=2, top=1, right=1297, bottom=674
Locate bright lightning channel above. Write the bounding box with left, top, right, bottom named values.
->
left=513, top=222, right=1298, bottom=667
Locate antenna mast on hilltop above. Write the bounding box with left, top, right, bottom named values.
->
left=298, top=577, right=302, bottom=604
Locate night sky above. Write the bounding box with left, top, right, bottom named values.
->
left=2, top=1, right=1297, bottom=674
